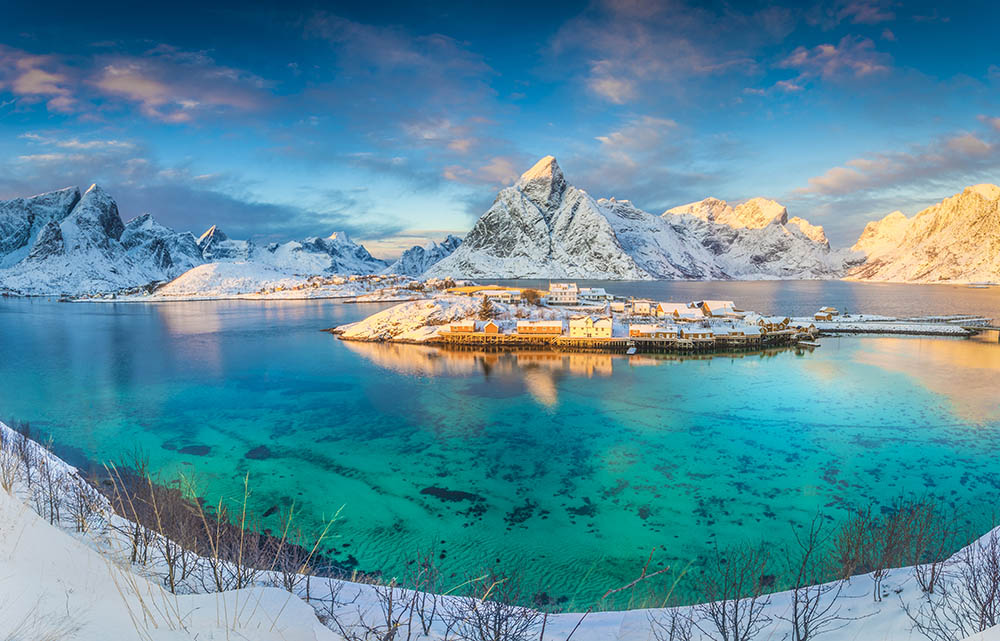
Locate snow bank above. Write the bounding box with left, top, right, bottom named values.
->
left=2, top=420, right=1000, bottom=640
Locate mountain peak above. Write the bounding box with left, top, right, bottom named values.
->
left=515, top=156, right=567, bottom=213
left=517, top=156, right=561, bottom=184
left=967, top=184, right=1000, bottom=201
left=328, top=231, right=352, bottom=244
left=733, top=197, right=788, bottom=228
left=198, top=225, right=227, bottom=245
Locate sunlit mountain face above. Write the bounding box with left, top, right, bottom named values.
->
left=1, top=0, right=997, bottom=259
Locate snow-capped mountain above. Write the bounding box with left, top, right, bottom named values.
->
left=848, top=184, right=1000, bottom=283
left=197, top=225, right=254, bottom=261
left=425, top=156, right=854, bottom=280
left=0, top=186, right=82, bottom=268
left=661, top=198, right=861, bottom=279
left=196, top=227, right=388, bottom=274
left=384, top=235, right=462, bottom=276
left=121, top=214, right=204, bottom=275
left=0, top=185, right=202, bottom=295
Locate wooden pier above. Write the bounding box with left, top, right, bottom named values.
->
left=430, top=329, right=804, bottom=354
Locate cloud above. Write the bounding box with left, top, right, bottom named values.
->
left=0, top=43, right=271, bottom=123
left=978, top=115, right=1000, bottom=132
left=0, top=45, right=75, bottom=112
left=3, top=133, right=403, bottom=243
left=549, top=0, right=791, bottom=104
left=794, top=128, right=999, bottom=198
left=780, top=35, right=891, bottom=82
left=20, top=132, right=135, bottom=151
left=92, top=45, right=271, bottom=122
left=443, top=156, right=523, bottom=187
left=566, top=113, right=717, bottom=210
left=805, top=0, right=897, bottom=29
left=836, top=0, right=895, bottom=24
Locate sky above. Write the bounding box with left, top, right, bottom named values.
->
left=0, top=0, right=997, bottom=257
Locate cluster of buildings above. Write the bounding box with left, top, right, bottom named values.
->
left=438, top=282, right=820, bottom=350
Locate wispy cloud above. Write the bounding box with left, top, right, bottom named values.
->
left=0, top=45, right=75, bottom=112
left=550, top=0, right=793, bottom=104
left=795, top=125, right=999, bottom=198
left=779, top=35, right=891, bottom=82
left=92, top=45, right=271, bottom=122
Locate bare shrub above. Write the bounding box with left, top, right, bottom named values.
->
left=407, top=549, right=443, bottom=636
left=909, top=502, right=962, bottom=595
left=693, top=543, right=772, bottom=641
left=447, top=569, right=542, bottom=641
left=905, top=529, right=1000, bottom=641
left=0, top=426, right=23, bottom=493
left=834, top=500, right=933, bottom=601
left=34, top=440, right=63, bottom=526
left=649, top=607, right=695, bottom=641
left=779, top=516, right=857, bottom=641
left=65, top=476, right=103, bottom=534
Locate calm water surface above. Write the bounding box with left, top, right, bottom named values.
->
left=1, top=281, right=999, bottom=605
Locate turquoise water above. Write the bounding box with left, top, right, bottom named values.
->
left=1, top=284, right=999, bottom=605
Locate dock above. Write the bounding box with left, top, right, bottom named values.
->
left=430, top=329, right=803, bottom=354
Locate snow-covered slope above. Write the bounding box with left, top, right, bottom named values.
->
left=662, top=198, right=862, bottom=279
left=197, top=225, right=254, bottom=261
left=121, top=213, right=204, bottom=275
left=197, top=226, right=387, bottom=275
left=0, top=185, right=201, bottom=296
left=0, top=186, right=81, bottom=268
left=848, top=184, right=1000, bottom=283
left=425, top=156, right=854, bottom=280
left=385, top=235, right=463, bottom=276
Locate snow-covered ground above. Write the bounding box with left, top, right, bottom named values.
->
left=793, top=313, right=983, bottom=336
left=76, top=263, right=437, bottom=302
left=0, top=421, right=334, bottom=641
left=3, top=419, right=1000, bottom=640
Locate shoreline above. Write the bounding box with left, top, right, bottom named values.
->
left=4, top=419, right=1000, bottom=640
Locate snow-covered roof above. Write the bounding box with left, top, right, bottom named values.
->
left=629, top=323, right=676, bottom=333
left=517, top=320, right=564, bottom=328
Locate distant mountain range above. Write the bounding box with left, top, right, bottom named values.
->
left=0, top=157, right=997, bottom=295
left=426, top=156, right=860, bottom=279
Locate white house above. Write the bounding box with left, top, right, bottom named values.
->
left=610, top=301, right=627, bottom=313
left=569, top=316, right=613, bottom=338
left=579, top=287, right=613, bottom=303
left=546, top=282, right=579, bottom=305
left=479, top=289, right=521, bottom=304
left=692, top=300, right=737, bottom=317
left=631, top=299, right=657, bottom=315
left=656, top=302, right=689, bottom=318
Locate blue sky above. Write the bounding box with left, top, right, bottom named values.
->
left=0, top=0, right=997, bottom=256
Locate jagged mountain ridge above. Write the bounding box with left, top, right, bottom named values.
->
left=426, top=156, right=856, bottom=280
left=848, top=184, right=1000, bottom=283
left=0, top=185, right=202, bottom=295
left=384, top=235, right=462, bottom=276
left=196, top=227, right=389, bottom=274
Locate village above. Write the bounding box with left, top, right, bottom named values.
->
left=432, top=282, right=821, bottom=353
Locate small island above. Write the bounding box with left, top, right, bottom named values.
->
left=332, top=281, right=992, bottom=353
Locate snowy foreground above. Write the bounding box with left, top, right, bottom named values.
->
left=3, top=419, right=1000, bottom=640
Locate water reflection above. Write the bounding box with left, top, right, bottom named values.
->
left=856, top=335, right=1000, bottom=423
left=343, top=341, right=818, bottom=406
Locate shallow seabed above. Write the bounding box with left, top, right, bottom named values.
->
left=1, top=285, right=999, bottom=606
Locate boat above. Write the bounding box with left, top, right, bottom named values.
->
left=798, top=341, right=821, bottom=348
left=626, top=346, right=637, bottom=355
left=968, top=283, right=991, bottom=289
